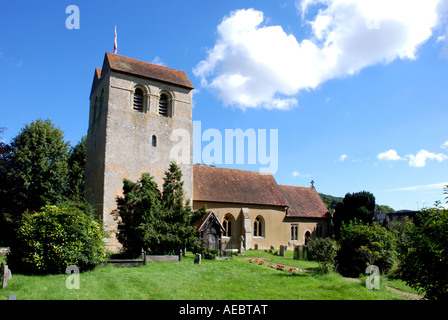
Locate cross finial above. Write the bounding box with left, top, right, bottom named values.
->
left=310, top=180, right=315, bottom=189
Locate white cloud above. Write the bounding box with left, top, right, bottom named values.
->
left=391, top=181, right=448, bottom=191
left=194, top=1, right=445, bottom=110
left=406, top=149, right=448, bottom=167
left=151, top=56, right=165, bottom=66
left=338, top=154, right=348, bottom=161
left=377, top=149, right=403, bottom=161
left=377, top=148, right=448, bottom=167
left=292, top=171, right=311, bottom=177
left=441, top=141, right=448, bottom=150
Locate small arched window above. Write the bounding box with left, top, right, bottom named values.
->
left=291, top=224, right=298, bottom=241
left=254, top=216, right=263, bottom=237
left=133, top=88, right=144, bottom=112
left=152, top=135, right=157, bottom=147
left=159, top=93, right=169, bottom=117
left=222, top=215, right=233, bottom=237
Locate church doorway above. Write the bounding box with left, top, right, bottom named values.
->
left=205, top=231, right=219, bottom=249
left=304, top=231, right=311, bottom=245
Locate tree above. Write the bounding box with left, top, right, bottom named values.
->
left=335, top=220, right=396, bottom=277
left=319, top=193, right=342, bottom=216
left=385, top=215, right=414, bottom=259
left=0, top=127, right=13, bottom=244
left=115, top=163, right=206, bottom=257
left=400, top=198, right=448, bottom=300
left=375, top=204, right=395, bottom=214
left=6, top=119, right=71, bottom=220
left=158, top=162, right=206, bottom=253
left=333, top=191, right=376, bottom=239
left=115, top=173, right=162, bottom=257
left=67, top=135, right=86, bottom=201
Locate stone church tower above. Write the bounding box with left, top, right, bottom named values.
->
left=85, top=52, right=194, bottom=250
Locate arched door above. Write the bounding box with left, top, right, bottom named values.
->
left=304, top=231, right=311, bottom=245
left=205, top=231, right=218, bottom=249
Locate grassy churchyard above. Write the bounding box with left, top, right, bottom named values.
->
left=1, top=250, right=418, bottom=300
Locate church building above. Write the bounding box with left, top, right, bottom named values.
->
left=85, top=52, right=331, bottom=252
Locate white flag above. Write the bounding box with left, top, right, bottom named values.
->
left=114, top=25, right=117, bottom=54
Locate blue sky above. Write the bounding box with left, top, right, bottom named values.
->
left=1, top=0, right=448, bottom=210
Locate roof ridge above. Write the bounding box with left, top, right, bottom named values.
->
left=106, top=52, right=186, bottom=73
left=101, top=52, right=194, bottom=89
left=279, top=184, right=312, bottom=189
left=193, top=164, right=273, bottom=176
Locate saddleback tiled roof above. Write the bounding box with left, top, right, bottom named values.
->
left=91, top=52, right=194, bottom=97
left=193, top=165, right=288, bottom=207
left=278, top=185, right=330, bottom=219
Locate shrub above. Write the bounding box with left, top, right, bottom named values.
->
left=191, top=241, right=218, bottom=260
left=335, top=220, right=396, bottom=277
left=307, top=237, right=337, bottom=273
left=8, top=204, right=106, bottom=274
left=115, top=164, right=206, bottom=257
left=399, top=203, right=448, bottom=300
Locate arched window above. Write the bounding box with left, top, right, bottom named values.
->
left=253, top=216, right=263, bottom=237
left=159, top=93, right=169, bottom=117
left=291, top=224, right=298, bottom=241
left=133, top=88, right=144, bottom=112
left=152, top=135, right=157, bottom=147
left=222, top=215, right=233, bottom=237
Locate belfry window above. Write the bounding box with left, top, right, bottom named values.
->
left=159, top=93, right=169, bottom=117
left=133, top=88, right=144, bottom=112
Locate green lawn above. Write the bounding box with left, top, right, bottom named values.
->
left=1, top=250, right=409, bottom=300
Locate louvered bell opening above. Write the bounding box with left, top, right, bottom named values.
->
left=159, top=94, right=168, bottom=117
left=133, top=89, right=144, bottom=112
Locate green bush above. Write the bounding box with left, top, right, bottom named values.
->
left=192, top=241, right=219, bottom=260
left=335, top=220, right=396, bottom=277
left=8, top=204, right=106, bottom=274
left=307, top=237, right=337, bottom=273
left=400, top=203, right=448, bottom=300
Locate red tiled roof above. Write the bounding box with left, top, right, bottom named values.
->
left=278, top=185, right=330, bottom=219
left=104, top=52, right=194, bottom=89
left=193, top=165, right=288, bottom=207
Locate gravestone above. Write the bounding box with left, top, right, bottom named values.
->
left=294, top=245, right=307, bottom=260
left=254, top=244, right=258, bottom=250
left=1, top=264, right=12, bottom=289
left=279, top=245, right=286, bottom=257
left=194, top=253, right=201, bottom=264
left=141, top=249, right=147, bottom=266
left=239, top=235, right=245, bottom=254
